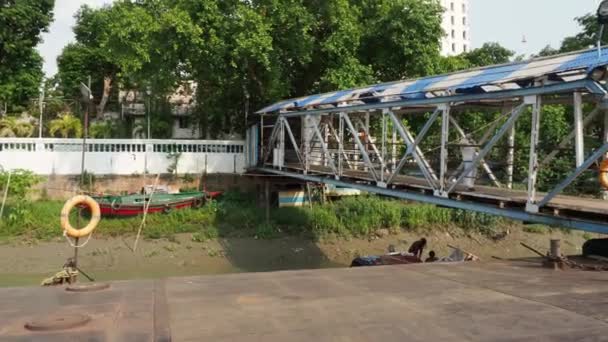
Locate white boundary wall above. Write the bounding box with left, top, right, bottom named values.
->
left=0, top=138, right=245, bottom=176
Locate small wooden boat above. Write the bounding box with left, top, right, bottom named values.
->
left=93, top=191, right=222, bottom=217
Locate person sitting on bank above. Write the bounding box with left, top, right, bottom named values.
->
left=408, top=238, right=427, bottom=259
left=425, top=251, right=439, bottom=263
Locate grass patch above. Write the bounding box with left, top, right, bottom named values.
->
left=523, top=225, right=547, bottom=234
left=0, top=192, right=504, bottom=241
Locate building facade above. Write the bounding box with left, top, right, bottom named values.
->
left=440, top=0, right=470, bottom=56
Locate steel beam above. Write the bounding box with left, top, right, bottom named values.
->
left=526, top=96, right=542, bottom=213
left=574, top=92, right=585, bottom=167
left=439, top=105, right=450, bottom=196
left=448, top=102, right=527, bottom=193
left=538, top=107, right=600, bottom=170
left=450, top=117, right=502, bottom=188
left=327, top=121, right=352, bottom=170
left=386, top=108, right=440, bottom=186
left=269, top=80, right=605, bottom=118
left=312, top=122, right=338, bottom=177
left=281, top=117, right=304, bottom=169
left=342, top=112, right=378, bottom=181
left=355, top=118, right=384, bottom=165
left=386, top=110, right=439, bottom=189
left=260, top=167, right=608, bottom=234
left=263, top=118, right=281, bottom=164
left=538, top=143, right=608, bottom=208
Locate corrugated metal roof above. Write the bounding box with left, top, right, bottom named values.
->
left=257, top=47, right=608, bottom=114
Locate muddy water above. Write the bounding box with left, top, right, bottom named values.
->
left=0, top=228, right=593, bottom=287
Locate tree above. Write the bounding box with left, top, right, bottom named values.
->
left=0, top=117, right=35, bottom=138
left=560, top=14, right=598, bottom=53
left=49, top=114, right=83, bottom=138
left=0, top=0, right=54, bottom=111
left=461, top=42, right=514, bottom=68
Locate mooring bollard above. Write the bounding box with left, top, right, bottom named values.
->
left=550, top=239, right=562, bottom=258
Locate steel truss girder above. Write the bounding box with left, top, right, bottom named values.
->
left=526, top=97, right=542, bottom=211
left=354, top=117, right=384, bottom=166
left=539, top=106, right=600, bottom=170
left=327, top=121, right=353, bottom=169
left=260, top=167, right=608, bottom=235
left=272, top=80, right=605, bottom=118
left=449, top=117, right=502, bottom=188
left=386, top=109, right=441, bottom=188
left=536, top=143, right=608, bottom=209
left=448, top=102, right=528, bottom=193
left=281, top=117, right=305, bottom=170
left=342, top=112, right=378, bottom=181
left=386, top=109, right=439, bottom=189
left=312, top=121, right=338, bottom=177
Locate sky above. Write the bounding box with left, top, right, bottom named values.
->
left=37, top=0, right=602, bottom=76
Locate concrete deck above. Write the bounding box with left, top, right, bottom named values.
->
left=2, top=261, right=608, bottom=341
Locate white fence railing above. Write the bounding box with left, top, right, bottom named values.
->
left=0, top=138, right=245, bottom=176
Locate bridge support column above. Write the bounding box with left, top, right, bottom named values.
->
left=574, top=92, right=585, bottom=168
left=437, top=104, right=450, bottom=198
left=506, top=106, right=516, bottom=190
left=526, top=95, right=542, bottom=214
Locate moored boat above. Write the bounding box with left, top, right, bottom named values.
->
left=93, top=191, right=222, bottom=217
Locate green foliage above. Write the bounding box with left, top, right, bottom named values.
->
left=0, top=116, right=35, bottom=137
left=523, top=225, right=547, bottom=234
left=49, top=113, right=83, bottom=138
left=401, top=204, right=451, bottom=230
left=0, top=0, right=54, bottom=111
left=452, top=210, right=501, bottom=235
left=89, top=121, right=117, bottom=139
left=0, top=169, right=42, bottom=198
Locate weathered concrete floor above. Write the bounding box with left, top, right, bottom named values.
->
left=2, top=260, right=608, bottom=341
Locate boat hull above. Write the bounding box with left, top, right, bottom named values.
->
left=93, top=191, right=221, bottom=217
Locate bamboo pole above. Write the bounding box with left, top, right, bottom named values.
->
left=133, top=173, right=161, bottom=252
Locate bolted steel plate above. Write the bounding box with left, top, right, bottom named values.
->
left=66, top=283, right=110, bottom=292
left=25, top=313, right=91, bottom=331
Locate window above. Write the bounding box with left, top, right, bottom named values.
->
left=451, top=16, right=455, bottom=25
left=462, top=3, right=466, bottom=12
left=463, top=16, right=467, bottom=25
left=450, top=2, right=454, bottom=11
left=463, top=31, right=467, bottom=39
left=452, top=43, right=456, bottom=52
left=178, top=117, right=189, bottom=129
left=463, top=44, right=468, bottom=52
left=451, top=30, right=455, bottom=38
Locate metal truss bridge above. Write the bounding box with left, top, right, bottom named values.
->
left=251, top=47, right=608, bottom=234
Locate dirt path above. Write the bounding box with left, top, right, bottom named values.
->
left=0, top=227, right=595, bottom=287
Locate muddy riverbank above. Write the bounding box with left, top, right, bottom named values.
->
left=0, top=227, right=593, bottom=287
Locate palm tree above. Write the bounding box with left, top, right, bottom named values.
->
left=0, top=116, right=35, bottom=137
left=49, top=113, right=82, bottom=138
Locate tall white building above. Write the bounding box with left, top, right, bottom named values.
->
left=440, top=0, right=470, bottom=56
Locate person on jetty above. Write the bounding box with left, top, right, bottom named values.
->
left=408, top=238, right=427, bottom=259
left=425, top=251, right=439, bottom=263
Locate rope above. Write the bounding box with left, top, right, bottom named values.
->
left=63, top=230, right=94, bottom=248
left=132, top=173, right=160, bottom=252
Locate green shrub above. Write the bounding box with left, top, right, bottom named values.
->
left=401, top=204, right=451, bottom=230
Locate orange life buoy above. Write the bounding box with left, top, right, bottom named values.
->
left=600, top=160, right=608, bottom=190
left=60, top=195, right=101, bottom=238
